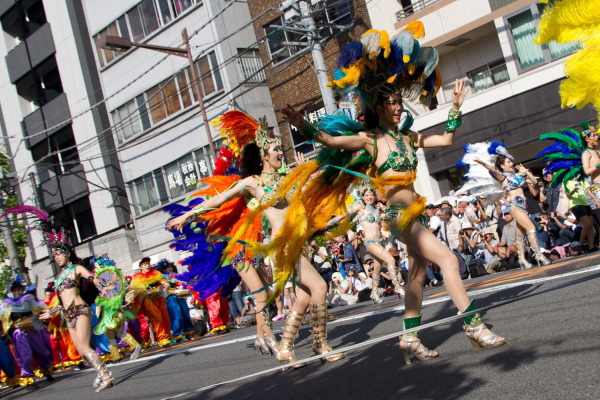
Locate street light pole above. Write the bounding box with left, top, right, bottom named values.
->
left=98, top=28, right=217, bottom=161
left=181, top=29, right=216, bottom=162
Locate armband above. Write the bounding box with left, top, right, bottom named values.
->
left=445, top=109, right=463, bottom=132
left=299, top=121, right=318, bottom=141
left=192, top=205, right=205, bottom=216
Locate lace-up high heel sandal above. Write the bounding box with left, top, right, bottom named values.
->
left=310, top=303, right=345, bottom=363
left=86, top=352, right=114, bottom=392
left=276, top=310, right=307, bottom=370
left=516, top=232, right=532, bottom=270
left=399, top=314, right=438, bottom=365
left=388, top=265, right=405, bottom=298
left=254, top=337, right=269, bottom=355
left=461, top=300, right=505, bottom=350
left=527, top=229, right=551, bottom=266
left=370, top=272, right=384, bottom=304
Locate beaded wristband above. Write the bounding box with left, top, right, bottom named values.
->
left=299, top=121, right=318, bottom=141
left=445, top=109, right=463, bottom=132
left=596, top=162, right=600, bottom=169
left=192, top=205, right=205, bottom=216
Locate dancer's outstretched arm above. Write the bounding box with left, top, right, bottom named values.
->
left=166, top=177, right=254, bottom=232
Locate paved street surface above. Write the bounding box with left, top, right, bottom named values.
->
left=3, top=254, right=600, bottom=400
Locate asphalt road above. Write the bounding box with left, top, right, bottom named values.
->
left=3, top=254, right=600, bottom=400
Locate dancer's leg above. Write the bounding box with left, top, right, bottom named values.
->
left=238, top=266, right=277, bottom=341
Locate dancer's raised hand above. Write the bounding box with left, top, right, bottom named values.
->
left=280, top=104, right=306, bottom=129
left=451, top=78, right=469, bottom=110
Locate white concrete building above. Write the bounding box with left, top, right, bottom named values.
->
left=0, top=0, right=141, bottom=287
left=82, top=0, right=276, bottom=267
left=367, top=0, right=595, bottom=202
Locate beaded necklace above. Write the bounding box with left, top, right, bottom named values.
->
left=378, top=125, right=418, bottom=171
left=258, top=171, right=285, bottom=205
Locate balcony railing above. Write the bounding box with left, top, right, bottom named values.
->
left=396, top=0, right=443, bottom=21
left=237, top=55, right=267, bottom=85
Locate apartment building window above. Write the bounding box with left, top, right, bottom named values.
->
left=198, top=52, right=223, bottom=96
left=164, top=154, right=197, bottom=198
left=132, top=171, right=163, bottom=213
left=237, top=49, right=266, bottom=84
left=31, top=127, right=80, bottom=184
left=507, top=5, right=580, bottom=72
left=129, top=144, right=213, bottom=215
left=51, top=197, right=97, bottom=243
left=468, top=59, right=509, bottom=93
left=111, top=96, right=151, bottom=143
left=94, top=0, right=202, bottom=67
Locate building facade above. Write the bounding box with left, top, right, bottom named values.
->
left=82, top=0, right=278, bottom=268
left=367, top=0, right=595, bottom=201
left=0, top=0, right=140, bottom=286
left=246, top=0, right=372, bottom=162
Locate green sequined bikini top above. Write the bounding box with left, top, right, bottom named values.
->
left=375, top=126, right=418, bottom=174
left=256, top=172, right=294, bottom=206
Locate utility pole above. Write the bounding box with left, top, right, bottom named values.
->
left=279, top=0, right=352, bottom=114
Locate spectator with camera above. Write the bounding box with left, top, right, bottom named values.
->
left=327, top=272, right=357, bottom=307
left=466, top=197, right=490, bottom=230
left=535, top=212, right=560, bottom=249
left=476, top=228, right=502, bottom=273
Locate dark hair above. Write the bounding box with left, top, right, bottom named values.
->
left=495, top=155, right=509, bottom=172
left=241, top=142, right=263, bottom=178
left=139, top=257, right=151, bottom=268
left=361, top=188, right=376, bottom=197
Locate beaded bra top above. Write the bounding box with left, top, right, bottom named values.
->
left=501, top=172, right=526, bottom=192
left=362, top=205, right=381, bottom=224
left=376, top=127, right=418, bottom=174
left=256, top=172, right=288, bottom=206
left=57, top=274, right=80, bottom=295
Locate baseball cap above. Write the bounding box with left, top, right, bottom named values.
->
left=501, top=205, right=511, bottom=214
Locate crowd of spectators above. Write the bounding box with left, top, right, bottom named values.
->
left=228, top=166, right=599, bottom=318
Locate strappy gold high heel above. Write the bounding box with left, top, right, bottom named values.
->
left=388, top=265, right=405, bottom=298
left=276, top=310, right=307, bottom=370
left=370, top=272, right=384, bottom=304
left=254, top=337, right=269, bottom=355
left=527, top=229, right=551, bottom=266
left=399, top=314, right=438, bottom=365
left=310, top=303, right=344, bottom=363
left=516, top=232, right=532, bottom=269
left=86, top=352, right=114, bottom=392
left=264, top=336, right=279, bottom=356
left=461, top=300, right=505, bottom=350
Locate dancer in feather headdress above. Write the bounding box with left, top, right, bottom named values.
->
left=459, top=142, right=551, bottom=269
left=167, top=110, right=347, bottom=367
left=537, top=124, right=599, bottom=253
left=38, top=230, right=115, bottom=392
left=282, top=23, right=505, bottom=364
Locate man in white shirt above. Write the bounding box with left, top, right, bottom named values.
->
left=426, top=204, right=443, bottom=240
left=441, top=208, right=462, bottom=251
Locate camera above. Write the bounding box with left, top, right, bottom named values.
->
left=535, top=216, right=542, bottom=223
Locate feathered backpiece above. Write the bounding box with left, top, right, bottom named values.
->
left=0, top=205, right=48, bottom=222
left=537, top=128, right=586, bottom=188
left=455, top=142, right=505, bottom=205
left=211, top=111, right=278, bottom=157
left=535, top=0, right=600, bottom=120
left=329, top=23, right=441, bottom=111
